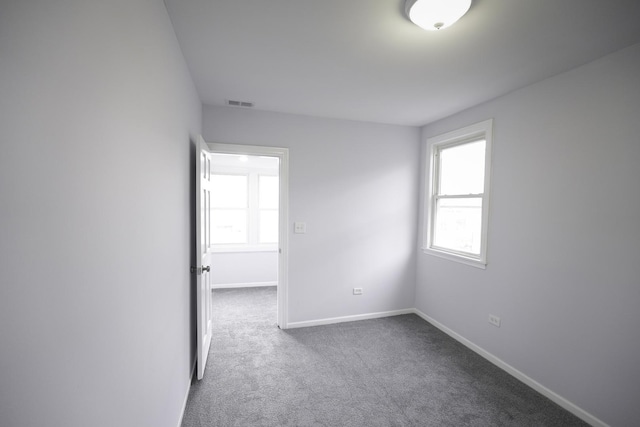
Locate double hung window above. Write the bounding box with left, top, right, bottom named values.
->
left=425, top=119, right=492, bottom=268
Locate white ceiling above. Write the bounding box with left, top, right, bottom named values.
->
left=165, top=0, right=640, bottom=126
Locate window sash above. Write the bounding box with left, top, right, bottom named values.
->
left=434, top=138, right=486, bottom=197
left=210, top=174, right=249, bottom=208
left=431, top=196, right=484, bottom=258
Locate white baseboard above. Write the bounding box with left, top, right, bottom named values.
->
left=412, top=308, right=608, bottom=427
left=211, top=281, right=277, bottom=289
left=177, top=358, right=197, bottom=427
left=286, top=308, right=414, bottom=329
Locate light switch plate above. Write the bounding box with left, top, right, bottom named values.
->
left=294, top=222, right=306, bottom=234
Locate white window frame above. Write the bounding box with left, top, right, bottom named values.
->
left=423, top=119, right=493, bottom=269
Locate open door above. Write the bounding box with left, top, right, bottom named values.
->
left=195, top=135, right=213, bottom=379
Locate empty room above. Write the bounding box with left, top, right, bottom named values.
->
left=1, top=1, right=639, bottom=427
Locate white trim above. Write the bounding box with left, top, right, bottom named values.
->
left=286, top=309, right=415, bottom=329
left=412, top=309, right=608, bottom=427
left=211, top=281, right=277, bottom=289
left=176, top=360, right=197, bottom=427
left=205, top=142, right=290, bottom=329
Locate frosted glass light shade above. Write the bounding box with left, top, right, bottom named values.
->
left=405, top=0, right=472, bottom=31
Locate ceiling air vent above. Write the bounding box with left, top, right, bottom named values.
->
left=226, top=99, right=254, bottom=108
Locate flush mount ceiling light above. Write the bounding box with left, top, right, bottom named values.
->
left=405, top=0, right=472, bottom=31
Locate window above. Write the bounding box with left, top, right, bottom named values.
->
left=211, top=174, right=249, bottom=244
left=209, top=154, right=279, bottom=251
left=424, top=119, right=492, bottom=268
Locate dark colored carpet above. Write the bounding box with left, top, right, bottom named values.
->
left=181, top=287, right=588, bottom=426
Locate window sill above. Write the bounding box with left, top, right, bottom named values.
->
left=422, top=247, right=486, bottom=269
left=211, top=245, right=278, bottom=254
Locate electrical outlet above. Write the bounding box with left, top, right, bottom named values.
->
left=353, top=288, right=363, bottom=295
left=488, top=314, right=501, bottom=328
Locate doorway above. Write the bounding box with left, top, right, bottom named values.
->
left=206, top=142, right=289, bottom=329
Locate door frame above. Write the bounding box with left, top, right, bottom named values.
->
left=206, top=142, right=290, bottom=329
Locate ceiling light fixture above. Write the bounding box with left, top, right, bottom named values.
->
left=405, top=0, right=471, bottom=31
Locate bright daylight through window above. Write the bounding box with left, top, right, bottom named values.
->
left=425, top=119, right=492, bottom=268
left=210, top=154, right=279, bottom=250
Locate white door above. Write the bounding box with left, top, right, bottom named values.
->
left=195, top=136, right=213, bottom=379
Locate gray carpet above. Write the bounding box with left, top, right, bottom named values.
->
left=181, top=287, right=588, bottom=427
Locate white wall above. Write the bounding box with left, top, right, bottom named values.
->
left=211, top=251, right=278, bottom=287
left=416, top=42, right=640, bottom=427
left=204, top=106, right=420, bottom=323
left=0, top=1, right=201, bottom=427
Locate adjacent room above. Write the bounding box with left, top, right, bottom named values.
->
left=209, top=154, right=279, bottom=289
left=1, top=1, right=639, bottom=427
